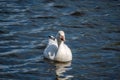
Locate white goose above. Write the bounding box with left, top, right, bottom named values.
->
left=44, top=31, right=72, bottom=62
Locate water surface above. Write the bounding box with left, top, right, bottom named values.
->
left=0, top=0, right=120, bottom=80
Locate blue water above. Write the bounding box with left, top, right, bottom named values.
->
left=0, top=0, right=120, bottom=80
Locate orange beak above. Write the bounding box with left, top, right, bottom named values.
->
left=60, top=35, right=65, bottom=41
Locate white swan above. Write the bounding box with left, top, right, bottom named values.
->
left=44, top=31, right=72, bottom=62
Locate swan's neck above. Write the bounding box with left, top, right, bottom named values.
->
left=57, top=40, right=64, bottom=47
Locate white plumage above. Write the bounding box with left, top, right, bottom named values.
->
left=44, top=36, right=58, bottom=60
left=44, top=31, right=72, bottom=62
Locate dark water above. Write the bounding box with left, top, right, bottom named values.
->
left=0, top=0, right=120, bottom=80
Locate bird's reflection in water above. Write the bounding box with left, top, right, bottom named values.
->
left=54, top=62, right=73, bottom=80
left=44, top=59, right=73, bottom=80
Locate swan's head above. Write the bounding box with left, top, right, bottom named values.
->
left=57, top=30, right=65, bottom=41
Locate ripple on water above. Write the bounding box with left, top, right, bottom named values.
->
left=0, top=0, right=120, bottom=80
